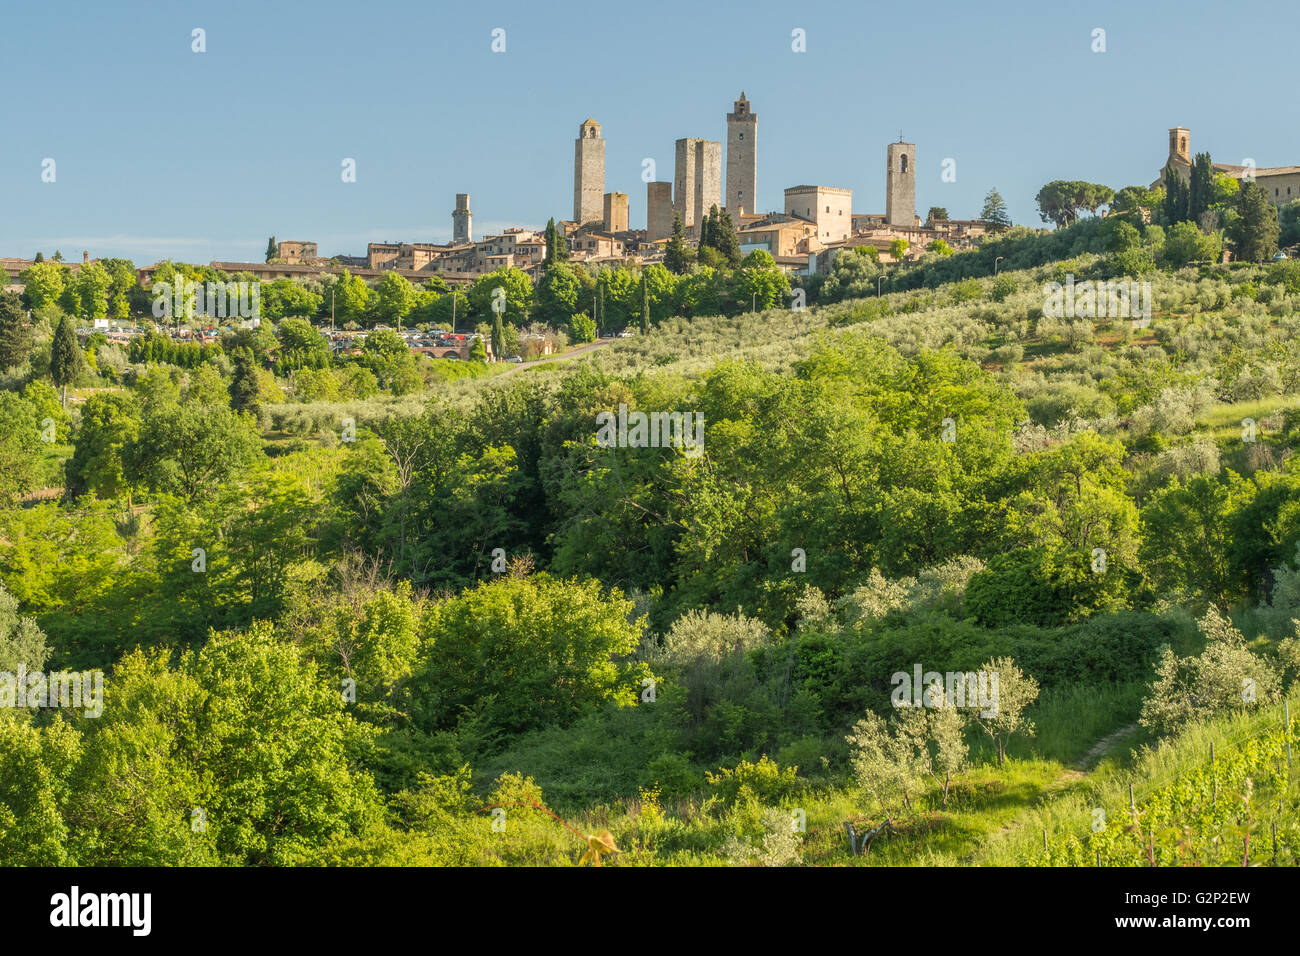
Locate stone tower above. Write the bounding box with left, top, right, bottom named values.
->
left=674, top=138, right=722, bottom=237
left=646, top=181, right=673, bottom=240
left=453, top=193, right=472, bottom=244
left=726, top=92, right=757, bottom=218
left=1168, top=127, right=1191, bottom=165
left=603, top=191, right=628, bottom=233
left=574, top=118, right=605, bottom=225
left=885, top=140, right=916, bottom=229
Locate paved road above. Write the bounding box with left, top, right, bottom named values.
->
left=497, top=337, right=617, bottom=376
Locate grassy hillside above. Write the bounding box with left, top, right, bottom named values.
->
left=5, top=253, right=1300, bottom=867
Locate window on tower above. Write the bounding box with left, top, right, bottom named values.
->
left=901, top=155, right=909, bottom=174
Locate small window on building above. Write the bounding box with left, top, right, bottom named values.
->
left=900, top=154, right=908, bottom=174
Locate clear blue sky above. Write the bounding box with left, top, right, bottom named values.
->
left=2, top=0, right=1294, bottom=264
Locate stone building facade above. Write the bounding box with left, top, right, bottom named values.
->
left=275, top=241, right=318, bottom=263
left=603, top=191, right=629, bottom=233
left=737, top=215, right=819, bottom=258
left=574, top=118, right=605, bottom=225
left=726, top=92, right=757, bottom=218
left=784, top=185, right=852, bottom=243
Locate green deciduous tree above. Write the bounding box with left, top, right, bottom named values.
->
left=374, top=272, right=416, bottom=329
left=411, top=574, right=649, bottom=737
left=124, top=401, right=262, bottom=501
left=261, top=279, right=323, bottom=322
left=0, top=711, right=81, bottom=865
left=276, top=317, right=331, bottom=370
left=332, top=270, right=372, bottom=327
left=18, top=261, right=68, bottom=312
left=468, top=267, right=532, bottom=325
left=70, top=630, right=383, bottom=865
left=733, top=249, right=791, bottom=311
left=66, top=391, right=143, bottom=500
left=61, top=262, right=112, bottom=319
left=534, top=262, right=581, bottom=326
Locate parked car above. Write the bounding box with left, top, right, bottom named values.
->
left=507, top=355, right=523, bottom=363
left=1273, top=252, right=1289, bottom=261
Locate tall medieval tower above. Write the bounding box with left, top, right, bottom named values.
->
left=726, top=92, right=757, bottom=218
left=675, top=138, right=721, bottom=237
left=646, top=181, right=673, bottom=240
left=574, top=118, right=605, bottom=225
left=453, top=193, right=472, bottom=243
left=1168, top=127, right=1191, bottom=165
left=885, top=140, right=916, bottom=228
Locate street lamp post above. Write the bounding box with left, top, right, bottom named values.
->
left=994, top=256, right=1004, bottom=275
left=877, top=274, right=886, bottom=297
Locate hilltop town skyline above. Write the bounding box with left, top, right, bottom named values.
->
left=2, top=0, right=1296, bottom=262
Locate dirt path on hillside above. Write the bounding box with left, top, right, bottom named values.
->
left=973, top=723, right=1140, bottom=860
left=1075, top=723, right=1137, bottom=771
left=498, top=337, right=614, bottom=376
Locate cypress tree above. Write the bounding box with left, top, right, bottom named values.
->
left=1163, top=165, right=1189, bottom=225
left=543, top=219, right=556, bottom=267
left=1188, top=153, right=1215, bottom=225
left=543, top=218, right=569, bottom=266
left=715, top=208, right=742, bottom=267
left=640, top=275, right=650, bottom=334
left=491, top=311, right=505, bottom=361
left=50, top=314, right=82, bottom=406
left=229, top=349, right=261, bottom=412
left=665, top=214, right=693, bottom=274
left=0, top=292, right=32, bottom=370
left=265, top=236, right=277, bottom=262
left=1229, top=181, right=1281, bottom=262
